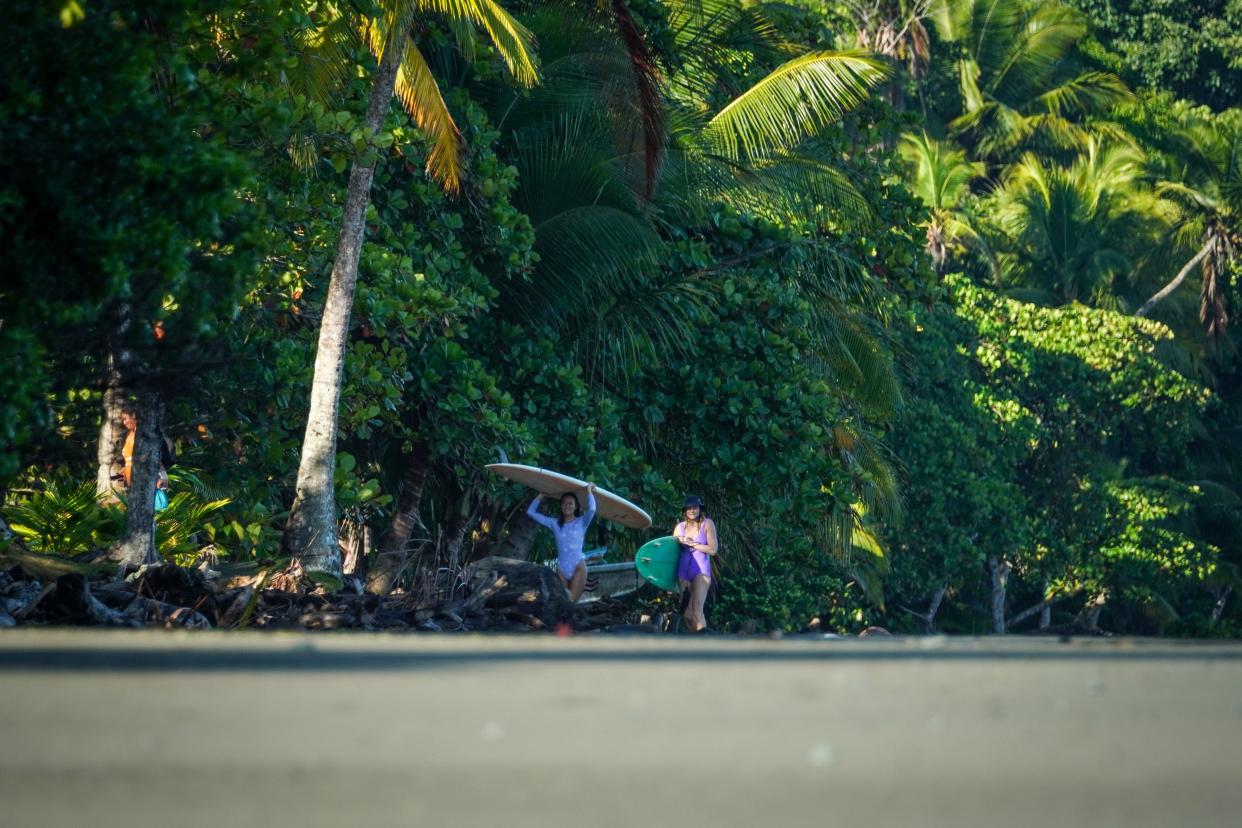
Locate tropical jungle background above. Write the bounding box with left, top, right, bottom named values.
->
left=3, top=0, right=1241, bottom=635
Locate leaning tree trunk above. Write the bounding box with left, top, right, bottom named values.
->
left=280, top=27, right=407, bottom=579
left=110, top=388, right=164, bottom=569
left=367, top=442, right=432, bottom=595
left=1078, top=590, right=1108, bottom=633
left=988, top=555, right=1011, bottom=634
left=923, top=584, right=946, bottom=633
left=1136, top=238, right=1214, bottom=317
left=1210, top=586, right=1231, bottom=626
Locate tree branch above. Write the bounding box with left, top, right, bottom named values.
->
left=1006, top=591, right=1061, bottom=629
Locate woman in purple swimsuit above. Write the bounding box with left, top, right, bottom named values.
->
left=673, top=495, right=718, bottom=632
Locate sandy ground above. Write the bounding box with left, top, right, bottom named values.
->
left=2, top=630, right=1240, bottom=828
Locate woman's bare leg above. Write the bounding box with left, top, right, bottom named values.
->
left=678, top=579, right=692, bottom=631
left=689, top=575, right=711, bottom=631
left=567, top=561, right=588, bottom=603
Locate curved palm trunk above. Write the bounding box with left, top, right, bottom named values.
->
left=444, top=499, right=481, bottom=575
left=496, top=508, right=539, bottom=561
left=1200, top=235, right=1232, bottom=340
left=608, top=0, right=664, bottom=199
left=1135, top=238, right=1214, bottom=317
left=280, top=28, right=407, bottom=577
left=367, top=442, right=432, bottom=595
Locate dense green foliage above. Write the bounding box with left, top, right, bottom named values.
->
left=1069, top=0, right=1242, bottom=110
left=891, top=277, right=1220, bottom=632
left=3, top=0, right=1240, bottom=635
left=0, top=0, right=258, bottom=480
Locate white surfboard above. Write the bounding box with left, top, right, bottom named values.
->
left=485, top=463, right=652, bottom=530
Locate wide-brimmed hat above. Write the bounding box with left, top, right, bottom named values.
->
left=682, top=495, right=704, bottom=509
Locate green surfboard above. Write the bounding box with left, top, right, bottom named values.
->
left=634, top=536, right=681, bottom=592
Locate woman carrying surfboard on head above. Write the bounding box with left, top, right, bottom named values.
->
left=526, top=482, right=597, bottom=602
left=674, top=495, right=717, bottom=633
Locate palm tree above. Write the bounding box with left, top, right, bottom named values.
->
left=990, top=138, right=1161, bottom=306
left=486, top=0, right=891, bottom=373
left=1137, top=117, right=1242, bottom=342
left=898, top=130, right=986, bottom=272
left=654, top=2, right=905, bottom=557
left=496, top=0, right=903, bottom=564
left=280, top=0, right=539, bottom=580
left=930, top=0, right=1130, bottom=163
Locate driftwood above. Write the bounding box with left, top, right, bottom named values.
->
left=120, top=595, right=212, bottom=629
left=45, top=574, right=138, bottom=626
left=449, top=557, right=574, bottom=629
left=1, top=567, right=42, bottom=625
left=0, top=552, right=655, bottom=633
left=130, top=563, right=214, bottom=604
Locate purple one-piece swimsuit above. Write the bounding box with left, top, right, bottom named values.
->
left=676, top=519, right=713, bottom=581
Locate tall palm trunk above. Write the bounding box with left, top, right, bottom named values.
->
left=110, top=387, right=164, bottom=569
left=281, top=27, right=407, bottom=577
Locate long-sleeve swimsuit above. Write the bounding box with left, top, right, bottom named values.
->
left=527, top=493, right=597, bottom=579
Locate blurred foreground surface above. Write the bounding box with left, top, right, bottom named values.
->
left=2, top=631, right=1240, bottom=827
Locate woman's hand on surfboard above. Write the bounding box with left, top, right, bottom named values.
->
left=587, top=482, right=597, bottom=494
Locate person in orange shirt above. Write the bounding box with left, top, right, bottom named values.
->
left=118, top=406, right=170, bottom=509
left=120, top=408, right=138, bottom=487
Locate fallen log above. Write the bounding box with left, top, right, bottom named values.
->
left=452, top=557, right=573, bottom=629
left=2, top=576, right=48, bottom=619
left=121, top=596, right=212, bottom=629
left=130, top=563, right=220, bottom=617
left=44, top=574, right=139, bottom=627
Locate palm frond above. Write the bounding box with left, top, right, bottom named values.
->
left=989, top=2, right=1085, bottom=100
left=419, top=0, right=540, bottom=87
left=529, top=204, right=665, bottom=300
left=4, top=479, right=111, bottom=556
left=394, top=40, right=465, bottom=191
left=577, top=270, right=718, bottom=381
left=899, top=131, right=985, bottom=211
left=701, top=50, right=889, bottom=162
left=679, top=152, right=875, bottom=230
left=807, top=309, right=904, bottom=417
left=748, top=154, right=875, bottom=228
left=1034, top=71, right=1131, bottom=119
left=286, top=10, right=359, bottom=108
left=156, top=492, right=232, bottom=564
left=667, top=0, right=749, bottom=55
